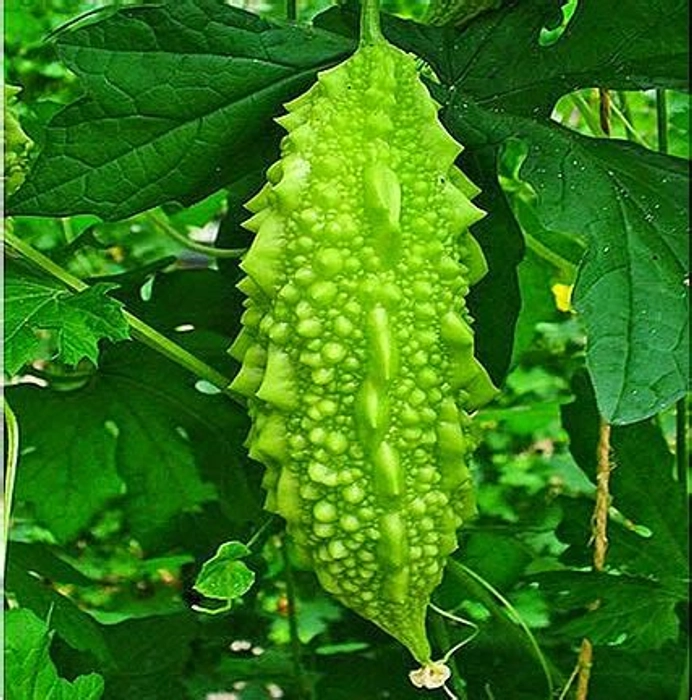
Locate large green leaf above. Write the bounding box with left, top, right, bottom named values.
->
left=5, top=608, right=105, bottom=700
left=435, top=56, right=689, bottom=426
left=8, top=270, right=258, bottom=549
left=3, top=259, right=130, bottom=376
left=384, top=0, right=689, bottom=112
left=537, top=570, right=684, bottom=651
left=98, top=614, right=198, bottom=700
left=8, top=0, right=352, bottom=220
left=6, top=543, right=113, bottom=666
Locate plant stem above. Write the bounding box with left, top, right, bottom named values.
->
left=149, top=212, right=246, bottom=259
left=430, top=614, right=467, bottom=699
left=609, top=100, right=650, bottom=147
left=523, top=231, right=578, bottom=279
left=656, top=89, right=669, bottom=154
left=446, top=560, right=554, bottom=699
left=246, top=516, right=278, bottom=551
left=593, top=420, right=612, bottom=571
left=360, top=0, right=383, bottom=45
left=282, top=539, right=308, bottom=699
left=3, top=230, right=240, bottom=403
left=616, top=92, right=635, bottom=141
left=571, top=91, right=650, bottom=147
left=570, top=92, right=604, bottom=137
left=598, top=88, right=611, bottom=136
left=654, top=91, right=687, bottom=495
left=2, top=398, right=20, bottom=577
left=678, top=653, right=689, bottom=700
left=286, top=0, right=297, bottom=21
left=5, top=228, right=88, bottom=291
left=124, top=311, right=237, bottom=399
left=675, top=398, right=688, bottom=490
left=575, top=638, right=593, bottom=700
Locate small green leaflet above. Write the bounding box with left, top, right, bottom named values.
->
left=193, top=541, right=255, bottom=614
left=5, top=608, right=105, bottom=700
left=4, top=260, right=129, bottom=376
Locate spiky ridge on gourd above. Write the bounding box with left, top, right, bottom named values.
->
left=230, top=39, right=497, bottom=666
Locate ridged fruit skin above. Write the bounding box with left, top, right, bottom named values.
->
left=230, top=41, right=497, bottom=665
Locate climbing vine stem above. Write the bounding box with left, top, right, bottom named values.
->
left=149, top=212, right=246, bottom=259
left=282, top=538, right=310, bottom=699
left=446, top=560, right=554, bottom=699
left=2, top=398, right=20, bottom=577
left=286, top=0, right=297, bottom=21
left=593, top=419, right=612, bottom=572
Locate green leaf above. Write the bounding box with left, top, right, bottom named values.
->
left=512, top=247, right=562, bottom=362
left=8, top=270, right=259, bottom=549
left=588, top=646, right=686, bottom=700
left=463, top=147, right=525, bottom=384
left=97, top=613, right=197, bottom=700
left=446, top=105, right=688, bottom=425
left=537, top=570, right=684, bottom=651
left=193, top=541, right=255, bottom=613
left=5, top=608, right=105, bottom=700
left=6, top=547, right=113, bottom=664
left=3, top=260, right=130, bottom=376
left=8, top=0, right=352, bottom=220
left=8, top=542, right=95, bottom=586
left=382, top=0, right=689, bottom=113
left=269, top=595, right=343, bottom=646
left=608, top=419, right=688, bottom=581
left=425, top=0, right=501, bottom=28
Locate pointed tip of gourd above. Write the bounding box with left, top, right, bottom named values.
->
left=255, top=344, right=298, bottom=411
left=271, top=153, right=311, bottom=212
left=245, top=183, right=274, bottom=214
left=236, top=275, right=265, bottom=301
left=242, top=209, right=270, bottom=233
left=427, top=121, right=463, bottom=166
left=445, top=182, right=486, bottom=232
left=275, top=111, right=304, bottom=133
left=240, top=214, right=285, bottom=294
left=249, top=412, right=288, bottom=464
left=449, top=165, right=481, bottom=200
left=463, top=362, right=499, bottom=411
left=440, top=311, right=474, bottom=349
left=230, top=344, right=267, bottom=398
left=228, top=326, right=255, bottom=362
left=461, top=233, right=489, bottom=285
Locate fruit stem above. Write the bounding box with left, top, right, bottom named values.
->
left=360, top=0, right=384, bottom=46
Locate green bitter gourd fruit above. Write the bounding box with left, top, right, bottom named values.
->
left=230, top=0, right=497, bottom=679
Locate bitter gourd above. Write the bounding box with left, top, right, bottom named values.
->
left=230, top=0, right=497, bottom=675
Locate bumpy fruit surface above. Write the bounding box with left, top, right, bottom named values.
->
left=230, top=40, right=497, bottom=664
